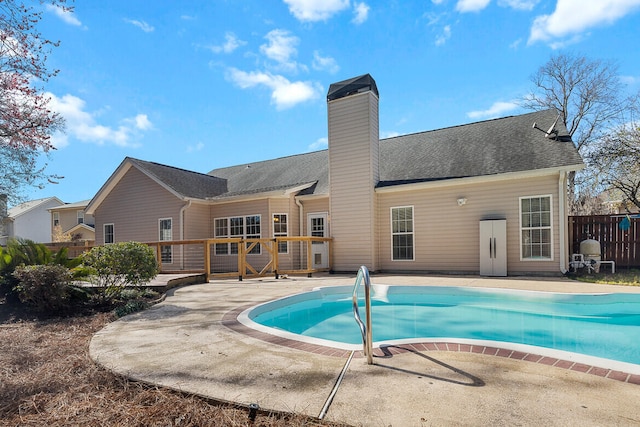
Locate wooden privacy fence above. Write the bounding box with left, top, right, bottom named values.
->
left=568, top=215, right=640, bottom=269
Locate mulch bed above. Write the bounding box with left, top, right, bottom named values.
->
left=0, top=299, right=343, bottom=426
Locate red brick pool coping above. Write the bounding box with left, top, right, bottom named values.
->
left=222, top=304, right=640, bottom=386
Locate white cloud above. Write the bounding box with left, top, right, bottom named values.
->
left=352, top=2, right=370, bottom=24
left=312, top=51, right=340, bottom=74
left=498, top=0, right=539, bottom=10
left=283, top=0, right=350, bottom=22
left=620, top=75, right=640, bottom=86
left=509, top=38, right=523, bottom=49
left=529, top=0, right=640, bottom=45
left=456, top=0, right=491, bottom=13
left=45, top=4, right=83, bottom=26
left=432, top=0, right=446, bottom=4
left=207, top=32, right=247, bottom=54
left=260, top=29, right=303, bottom=72
left=435, top=25, right=452, bottom=45
left=47, top=93, right=152, bottom=148
left=226, top=68, right=321, bottom=110
left=467, top=101, right=519, bottom=119
left=308, top=137, right=327, bottom=151
left=133, top=114, right=152, bottom=130
left=261, top=29, right=299, bottom=63
left=124, top=19, right=155, bottom=33
left=187, top=142, right=205, bottom=153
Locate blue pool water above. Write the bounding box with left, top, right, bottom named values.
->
left=246, top=285, right=640, bottom=366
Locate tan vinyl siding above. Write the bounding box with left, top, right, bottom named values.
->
left=179, top=203, right=210, bottom=270
left=184, top=203, right=210, bottom=239
left=94, top=167, right=185, bottom=267
left=53, top=210, right=94, bottom=233
left=377, top=174, right=562, bottom=274
left=328, top=91, right=379, bottom=271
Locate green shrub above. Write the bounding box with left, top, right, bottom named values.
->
left=0, top=238, right=83, bottom=299
left=114, top=300, right=150, bottom=318
left=81, top=242, right=159, bottom=299
left=118, top=288, right=159, bottom=301
left=12, top=264, right=73, bottom=313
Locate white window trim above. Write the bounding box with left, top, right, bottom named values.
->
left=213, top=214, right=262, bottom=255
left=158, top=217, right=173, bottom=241
left=53, top=212, right=60, bottom=227
left=159, top=218, right=173, bottom=263
left=390, top=205, right=415, bottom=262
left=519, top=194, right=554, bottom=262
left=273, top=213, right=289, bottom=254
left=104, top=223, right=114, bottom=245
left=77, top=210, right=84, bottom=224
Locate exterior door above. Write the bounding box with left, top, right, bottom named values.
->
left=308, top=213, right=329, bottom=269
left=479, top=219, right=507, bottom=276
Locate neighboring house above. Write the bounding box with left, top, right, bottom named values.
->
left=48, top=200, right=95, bottom=243
left=86, top=74, right=583, bottom=276
left=1, top=196, right=64, bottom=244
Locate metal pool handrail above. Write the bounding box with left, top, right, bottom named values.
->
left=352, top=265, right=373, bottom=364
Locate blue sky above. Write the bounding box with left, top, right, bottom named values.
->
left=23, top=0, right=640, bottom=205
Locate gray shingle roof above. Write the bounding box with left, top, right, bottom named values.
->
left=128, top=158, right=228, bottom=199
left=207, top=150, right=329, bottom=197
left=378, top=109, right=583, bottom=187
left=207, top=109, right=582, bottom=197
left=128, top=109, right=582, bottom=201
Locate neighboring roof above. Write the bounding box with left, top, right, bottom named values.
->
left=327, top=73, right=378, bottom=101
left=66, top=223, right=96, bottom=235
left=7, top=197, right=64, bottom=219
left=49, top=199, right=91, bottom=211
left=377, top=109, right=583, bottom=187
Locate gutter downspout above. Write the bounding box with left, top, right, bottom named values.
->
left=295, top=197, right=304, bottom=270
left=558, top=171, right=567, bottom=274
left=180, top=200, right=192, bottom=270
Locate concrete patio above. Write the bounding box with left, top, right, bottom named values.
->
left=90, top=274, right=640, bottom=426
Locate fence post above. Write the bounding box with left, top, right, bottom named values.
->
left=204, top=240, right=210, bottom=282
left=238, top=239, right=245, bottom=281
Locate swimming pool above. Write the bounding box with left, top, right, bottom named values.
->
left=239, top=285, right=640, bottom=373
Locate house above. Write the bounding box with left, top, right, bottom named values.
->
left=48, top=200, right=95, bottom=243
left=1, top=196, right=64, bottom=245
left=86, top=74, right=583, bottom=276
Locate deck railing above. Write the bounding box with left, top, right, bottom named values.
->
left=48, top=237, right=332, bottom=281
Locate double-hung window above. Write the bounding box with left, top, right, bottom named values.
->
left=214, top=214, right=262, bottom=255
left=273, top=214, right=288, bottom=253
left=520, top=195, right=552, bottom=260
left=159, top=218, right=172, bottom=263
left=77, top=210, right=84, bottom=224
left=53, top=212, right=60, bottom=227
left=214, top=218, right=229, bottom=255
left=104, top=223, right=114, bottom=244
left=391, top=206, right=414, bottom=261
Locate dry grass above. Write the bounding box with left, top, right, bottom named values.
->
left=573, top=268, right=640, bottom=286
left=0, top=308, right=344, bottom=427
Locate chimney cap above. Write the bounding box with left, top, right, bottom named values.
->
left=327, top=73, right=378, bottom=101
